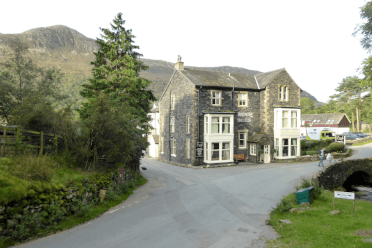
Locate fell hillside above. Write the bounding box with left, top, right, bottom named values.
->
left=0, top=25, right=323, bottom=105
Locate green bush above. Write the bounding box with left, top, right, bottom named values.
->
left=306, top=151, right=319, bottom=155
left=272, top=197, right=293, bottom=213
left=296, top=176, right=324, bottom=200
left=326, top=142, right=344, bottom=153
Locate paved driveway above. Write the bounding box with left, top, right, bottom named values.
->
left=15, top=143, right=372, bottom=248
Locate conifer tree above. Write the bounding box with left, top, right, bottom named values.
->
left=79, top=13, right=156, bottom=131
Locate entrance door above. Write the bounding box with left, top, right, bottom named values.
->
left=264, top=145, right=270, bottom=163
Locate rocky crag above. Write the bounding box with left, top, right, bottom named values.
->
left=0, top=25, right=323, bottom=104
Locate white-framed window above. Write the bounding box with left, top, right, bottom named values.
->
left=291, top=112, right=297, bottom=128
left=282, top=139, right=289, bottom=157
left=211, top=91, right=222, bottom=106
left=279, top=85, right=288, bottom=101
left=186, top=116, right=191, bottom=134
left=205, top=114, right=233, bottom=135
left=171, top=95, right=176, bottom=110
left=250, top=144, right=256, bottom=155
left=238, top=93, right=248, bottom=107
left=186, top=139, right=190, bottom=159
left=238, top=131, right=247, bottom=149
left=282, top=111, right=289, bottom=128
left=205, top=116, right=209, bottom=134
left=222, top=142, right=230, bottom=160
left=291, top=139, right=297, bottom=156
left=171, top=139, right=176, bottom=156
left=275, top=111, right=280, bottom=128
left=208, top=142, right=231, bottom=161
left=170, top=116, right=175, bottom=133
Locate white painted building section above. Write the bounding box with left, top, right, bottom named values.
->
left=147, top=102, right=160, bottom=158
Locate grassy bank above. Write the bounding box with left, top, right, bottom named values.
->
left=266, top=179, right=372, bottom=247
left=0, top=155, right=147, bottom=248
left=352, top=139, right=372, bottom=146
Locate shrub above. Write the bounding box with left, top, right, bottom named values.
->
left=272, top=197, right=293, bottom=213
left=326, top=143, right=344, bottom=153
left=296, top=176, right=324, bottom=200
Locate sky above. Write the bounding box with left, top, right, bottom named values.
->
left=1, top=0, right=370, bottom=103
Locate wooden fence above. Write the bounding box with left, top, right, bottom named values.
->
left=0, top=126, right=67, bottom=156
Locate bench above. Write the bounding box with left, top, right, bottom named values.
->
left=234, top=154, right=247, bottom=162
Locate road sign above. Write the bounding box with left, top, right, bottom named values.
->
left=333, top=191, right=355, bottom=216
left=334, top=191, right=355, bottom=200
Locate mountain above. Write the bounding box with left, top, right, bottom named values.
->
left=0, top=25, right=324, bottom=106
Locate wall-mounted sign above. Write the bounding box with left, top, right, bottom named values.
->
left=238, top=112, right=253, bottom=117
left=196, top=142, right=203, bottom=157
left=237, top=118, right=251, bottom=122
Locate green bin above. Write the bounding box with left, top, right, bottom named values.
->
left=296, top=186, right=314, bottom=204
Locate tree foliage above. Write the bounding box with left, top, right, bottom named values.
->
left=353, top=1, right=372, bottom=52
left=0, top=40, right=67, bottom=131
left=79, top=13, right=156, bottom=133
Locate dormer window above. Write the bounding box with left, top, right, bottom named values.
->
left=279, top=85, right=288, bottom=101
left=211, top=91, right=222, bottom=106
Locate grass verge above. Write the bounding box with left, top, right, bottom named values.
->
left=0, top=175, right=147, bottom=248
left=352, top=139, right=372, bottom=146
left=266, top=186, right=372, bottom=247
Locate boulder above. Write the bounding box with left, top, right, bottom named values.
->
left=355, top=229, right=372, bottom=237
left=279, top=219, right=292, bottom=224
left=330, top=210, right=341, bottom=215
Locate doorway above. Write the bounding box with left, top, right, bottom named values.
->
left=264, top=145, right=270, bottom=163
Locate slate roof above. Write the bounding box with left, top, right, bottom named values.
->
left=178, top=68, right=286, bottom=90
left=247, top=132, right=270, bottom=144
left=301, top=113, right=350, bottom=124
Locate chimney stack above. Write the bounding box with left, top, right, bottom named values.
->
left=175, top=55, right=184, bottom=70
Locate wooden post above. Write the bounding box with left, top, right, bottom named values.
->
left=39, top=131, right=44, bottom=156
left=333, top=197, right=335, bottom=211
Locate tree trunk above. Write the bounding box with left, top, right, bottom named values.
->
left=356, top=108, right=360, bottom=132
left=352, top=110, right=355, bottom=132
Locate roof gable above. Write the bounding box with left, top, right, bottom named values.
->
left=301, top=113, right=350, bottom=124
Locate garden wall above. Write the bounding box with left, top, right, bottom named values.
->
left=0, top=168, right=137, bottom=239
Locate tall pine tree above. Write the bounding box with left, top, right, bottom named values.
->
left=79, top=13, right=156, bottom=131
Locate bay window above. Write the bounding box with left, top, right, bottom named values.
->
left=211, top=117, right=220, bottom=133
left=282, top=139, right=289, bottom=157
left=205, top=115, right=233, bottom=134
left=291, top=139, right=297, bottom=156
left=282, top=111, right=289, bottom=128
left=291, top=112, right=297, bottom=128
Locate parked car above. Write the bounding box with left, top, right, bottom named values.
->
left=345, top=134, right=360, bottom=140
left=353, top=132, right=370, bottom=138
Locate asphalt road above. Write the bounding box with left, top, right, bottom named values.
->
left=14, top=143, right=372, bottom=248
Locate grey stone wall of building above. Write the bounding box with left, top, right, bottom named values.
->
left=159, top=70, right=195, bottom=165
left=260, top=69, right=301, bottom=149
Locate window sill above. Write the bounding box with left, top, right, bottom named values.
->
left=160, top=152, right=164, bottom=154
left=238, top=147, right=247, bottom=150
left=250, top=153, right=256, bottom=156
left=238, top=105, right=248, bottom=108
left=171, top=154, right=177, bottom=157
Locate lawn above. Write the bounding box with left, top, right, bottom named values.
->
left=266, top=189, right=372, bottom=247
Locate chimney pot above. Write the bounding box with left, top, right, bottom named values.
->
left=175, top=55, right=184, bottom=70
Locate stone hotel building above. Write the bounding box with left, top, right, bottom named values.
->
left=158, top=57, right=302, bottom=165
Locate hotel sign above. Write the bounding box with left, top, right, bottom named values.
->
left=196, top=142, right=203, bottom=157
left=237, top=112, right=252, bottom=122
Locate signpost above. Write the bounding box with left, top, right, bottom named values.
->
left=334, top=191, right=355, bottom=215
left=196, top=142, right=203, bottom=158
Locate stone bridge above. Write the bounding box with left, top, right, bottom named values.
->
left=318, top=158, right=372, bottom=191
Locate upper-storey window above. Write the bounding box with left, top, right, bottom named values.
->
left=274, top=108, right=300, bottom=129
left=205, top=114, right=233, bottom=134
left=279, top=85, right=288, bottom=101
left=170, top=116, right=175, bottom=133
left=238, top=93, right=248, bottom=107
left=186, top=116, right=191, bottom=134
left=211, top=91, right=222, bottom=106
left=171, top=94, right=176, bottom=110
